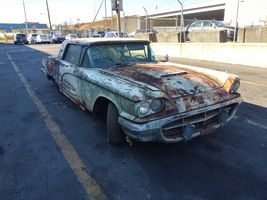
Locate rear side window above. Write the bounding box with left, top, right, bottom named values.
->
left=195, top=21, right=202, bottom=27
left=63, top=44, right=82, bottom=65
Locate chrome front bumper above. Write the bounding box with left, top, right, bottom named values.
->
left=118, top=97, right=242, bottom=143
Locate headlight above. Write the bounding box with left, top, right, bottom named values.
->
left=151, top=98, right=164, bottom=112
left=137, top=101, right=150, bottom=115
left=135, top=98, right=165, bottom=117
left=230, top=79, right=240, bottom=93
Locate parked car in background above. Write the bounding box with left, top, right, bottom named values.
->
left=65, top=34, right=78, bottom=40
left=14, top=33, right=28, bottom=44
left=27, top=33, right=38, bottom=44
left=104, top=31, right=129, bottom=38
left=36, top=34, right=51, bottom=44
left=185, top=20, right=235, bottom=41
left=50, top=35, right=65, bottom=43
left=92, top=30, right=106, bottom=37
left=41, top=38, right=242, bottom=145
left=129, top=29, right=157, bottom=37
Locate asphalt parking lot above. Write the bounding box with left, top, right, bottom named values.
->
left=0, top=43, right=267, bottom=200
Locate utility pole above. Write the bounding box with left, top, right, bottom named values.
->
left=116, top=0, right=122, bottom=37
left=45, top=0, right=52, bottom=33
left=22, top=0, right=28, bottom=34
left=111, top=0, right=122, bottom=35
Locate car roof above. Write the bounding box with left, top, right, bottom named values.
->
left=64, top=38, right=150, bottom=45
left=192, top=19, right=220, bottom=23
left=58, top=38, right=151, bottom=58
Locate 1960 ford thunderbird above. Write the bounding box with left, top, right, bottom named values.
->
left=41, top=38, right=242, bottom=144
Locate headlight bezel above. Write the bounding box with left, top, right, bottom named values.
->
left=151, top=98, right=164, bottom=112
left=224, top=75, right=241, bottom=94
left=229, top=78, right=240, bottom=94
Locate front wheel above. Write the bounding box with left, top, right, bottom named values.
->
left=107, top=102, right=125, bottom=145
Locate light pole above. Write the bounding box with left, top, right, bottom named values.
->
left=177, top=0, right=185, bottom=42
left=143, top=7, right=148, bottom=33
left=22, top=0, right=28, bottom=34
left=234, top=0, right=244, bottom=42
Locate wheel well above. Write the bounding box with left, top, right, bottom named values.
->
left=93, top=97, right=110, bottom=120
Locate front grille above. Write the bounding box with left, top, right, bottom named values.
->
left=162, top=104, right=237, bottom=139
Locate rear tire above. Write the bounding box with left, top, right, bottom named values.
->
left=107, top=102, right=125, bottom=145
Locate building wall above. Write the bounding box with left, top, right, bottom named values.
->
left=110, top=16, right=139, bottom=33
left=224, top=0, right=267, bottom=26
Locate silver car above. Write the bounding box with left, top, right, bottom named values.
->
left=185, top=20, right=235, bottom=41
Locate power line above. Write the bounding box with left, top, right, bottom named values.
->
left=0, top=0, right=43, bottom=7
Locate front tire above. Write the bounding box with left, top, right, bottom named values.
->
left=107, top=102, right=125, bottom=145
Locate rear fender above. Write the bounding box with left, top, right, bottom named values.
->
left=42, top=56, right=60, bottom=84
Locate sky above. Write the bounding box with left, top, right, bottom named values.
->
left=0, top=0, right=201, bottom=24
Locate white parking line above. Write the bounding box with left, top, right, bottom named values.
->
left=7, top=53, right=106, bottom=200
left=246, top=119, right=267, bottom=131
left=241, top=80, right=267, bottom=88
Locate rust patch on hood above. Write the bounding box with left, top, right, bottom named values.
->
left=107, top=63, right=221, bottom=98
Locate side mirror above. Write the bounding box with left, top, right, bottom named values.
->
left=164, top=54, right=169, bottom=62
left=160, top=54, right=169, bottom=62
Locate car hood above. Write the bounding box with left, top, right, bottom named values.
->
left=105, top=63, right=221, bottom=99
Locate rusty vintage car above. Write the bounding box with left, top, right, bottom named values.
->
left=41, top=38, right=242, bottom=144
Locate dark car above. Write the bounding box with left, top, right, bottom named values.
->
left=50, top=35, right=66, bottom=44
left=93, top=30, right=106, bottom=37
left=14, top=33, right=28, bottom=45
left=185, top=20, right=236, bottom=41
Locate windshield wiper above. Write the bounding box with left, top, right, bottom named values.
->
left=110, top=62, right=134, bottom=68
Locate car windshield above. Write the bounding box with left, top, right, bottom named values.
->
left=87, top=43, right=157, bottom=68
left=16, top=34, right=26, bottom=38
